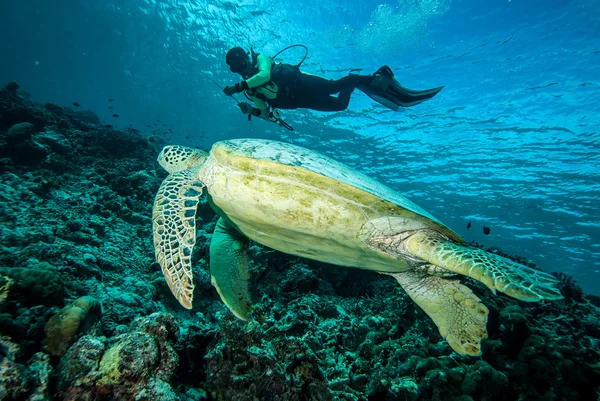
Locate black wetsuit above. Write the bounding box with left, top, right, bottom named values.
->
left=239, top=54, right=442, bottom=116
left=269, top=73, right=372, bottom=111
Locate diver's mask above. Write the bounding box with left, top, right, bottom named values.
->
left=229, top=58, right=248, bottom=74
left=226, top=47, right=250, bottom=75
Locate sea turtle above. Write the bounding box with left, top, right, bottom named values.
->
left=152, top=138, right=562, bottom=356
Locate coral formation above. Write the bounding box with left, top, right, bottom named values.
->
left=0, top=336, right=52, bottom=400
left=552, top=271, right=584, bottom=302
left=0, top=275, right=11, bottom=308
left=0, top=83, right=599, bottom=400
left=44, top=296, right=102, bottom=356
left=56, top=313, right=181, bottom=400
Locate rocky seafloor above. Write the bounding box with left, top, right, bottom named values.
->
left=0, top=82, right=599, bottom=401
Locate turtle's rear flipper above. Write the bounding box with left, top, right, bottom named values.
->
left=386, top=270, right=488, bottom=356
left=406, top=232, right=563, bottom=301
left=210, top=218, right=252, bottom=320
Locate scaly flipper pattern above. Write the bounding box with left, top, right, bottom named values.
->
left=210, top=218, right=251, bottom=320
left=407, top=232, right=563, bottom=301
left=152, top=168, right=204, bottom=309
left=387, top=270, right=489, bottom=356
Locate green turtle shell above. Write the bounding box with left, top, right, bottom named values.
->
left=214, top=138, right=460, bottom=239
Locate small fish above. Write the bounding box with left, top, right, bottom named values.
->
left=108, top=106, right=113, bottom=110
left=466, top=222, right=472, bottom=229
left=105, top=124, right=113, bottom=128
left=73, top=102, right=80, bottom=107
left=185, top=135, right=190, bottom=139
left=112, top=114, right=119, bottom=118
left=483, top=226, right=491, bottom=235
left=146, top=124, right=151, bottom=127
left=108, top=98, right=113, bottom=102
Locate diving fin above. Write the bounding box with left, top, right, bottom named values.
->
left=358, top=85, right=401, bottom=111
left=358, top=65, right=444, bottom=110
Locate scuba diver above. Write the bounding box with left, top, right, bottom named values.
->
left=223, top=45, right=444, bottom=130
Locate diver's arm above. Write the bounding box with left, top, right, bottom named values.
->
left=245, top=96, right=270, bottom=119
left=245, top=55, right=273, bottom=88
left=225, top=55, right=274, bottom=95
left=240, top=96, right=288, bottom=129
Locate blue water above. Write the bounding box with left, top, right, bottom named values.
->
left=2, top=0, right=599, bottom=294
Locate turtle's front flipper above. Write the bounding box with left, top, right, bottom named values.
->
left=406, top=232, right=563, bottom=301
left=153, top=169, right=204, bottom=309
left=386, top=270, right=488, bottom=356
left=210, top=218, right=251, bottom=320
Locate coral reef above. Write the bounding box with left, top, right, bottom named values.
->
left=552, top=271, right=584, bottom=303
left=0, top=336, right=52, bottom=401
left=45, top=296, right=102, bottom=356
left=0, top=275, right=11, bottom=307
left=0, top=82, right=599, bottom=400
left=56, top=313, right=181, bottom=400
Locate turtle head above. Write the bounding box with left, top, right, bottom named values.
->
left=158, top=145, right=208, bottom=174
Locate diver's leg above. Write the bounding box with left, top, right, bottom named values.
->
left=335, top=88, right=354, bottom=109
left=298, top=73, right=371, bottom=95
left=294, top=88, right=354, bottom=111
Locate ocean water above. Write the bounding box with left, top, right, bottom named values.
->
left=1, top=0, right=598, bottom=295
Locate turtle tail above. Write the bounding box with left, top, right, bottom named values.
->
left=406, top=231, right=564, bottom=302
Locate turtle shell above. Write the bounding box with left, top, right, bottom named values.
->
left=210, top=138, right=462, bottom=243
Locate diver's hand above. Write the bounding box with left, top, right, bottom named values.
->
left=223, top=85, right=240, bottom=96
left=238, top=102, right=253, bottom=115
left=223, top=81, right=248, bottom=96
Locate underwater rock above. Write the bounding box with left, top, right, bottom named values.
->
left=2, top=125, right=72, bottom=165
left=0, top=337, right=53, bottom=401
left=462, top=360, right=508, bottom=396
left=25, top=352, right=53, bottom=401
left=0, top=264, right=65, bottom=307
left=56, top=313, right=181, bottom=400
left=0, top=275, right=11, bottom=309
left=0, top=305, right=54, bottom=360
left=5, top=82, right=19, bottom=97
left=100, top=283, right=159, bottom=336
left=55, top=335, right=106, bottom=400
left=0, top=336, right=28, bottom=400
left=121, top=313, right=180, bottom=384
left=180, top=388, right=209, bottom=401
left=44, top=296, right=102, bottom=356
left=391, top=377, right=419, bottom=401
left=2, top=122, right=50, bottom=164
left=0, top=86, right=46, bottom=130
left=6, top=121, right=35, bottom=140
left=71, top=109, right=101, bottom=126
left=33, top=129, right=71, bottom=154
left=98, top=331, right=161, bottom=385
left=552, top=271, right=584, bottom=302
